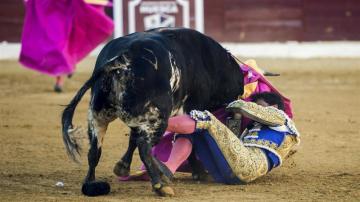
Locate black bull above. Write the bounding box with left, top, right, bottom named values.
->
left=61, top=28, right=244, bottom=197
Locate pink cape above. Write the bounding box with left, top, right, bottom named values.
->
left=19, top=0, right=114, bottom=76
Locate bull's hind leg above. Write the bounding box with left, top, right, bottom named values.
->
left=136, top=136, right=175, bottom=197
left=82, top=109, right=114, bottom=196
left=113, top=130, right=138, bottom=177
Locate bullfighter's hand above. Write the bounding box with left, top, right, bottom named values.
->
left=190, top=110, right=216, bottom=130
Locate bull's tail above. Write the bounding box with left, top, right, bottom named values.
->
left=61, top=71, right=102, bottom=163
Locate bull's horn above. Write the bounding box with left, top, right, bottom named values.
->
left=263, top=71, right=280, bottom=76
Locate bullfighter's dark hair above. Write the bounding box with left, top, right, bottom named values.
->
left=250, top=92, right=285, bottom=110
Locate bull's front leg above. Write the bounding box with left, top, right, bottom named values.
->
left=136, top=134, right=174, bottom=197
left=82, top=109, right=115, bottom=196
left=113, top=129, right=139, bottom=177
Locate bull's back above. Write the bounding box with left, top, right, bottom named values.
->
left=153, top=28, right=244, bottom=112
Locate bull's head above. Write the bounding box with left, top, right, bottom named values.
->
left=101, top=45, right=174, bottom=141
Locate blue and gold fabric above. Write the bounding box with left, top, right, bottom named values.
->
left=228, top=99, right=300, bottom=168
left=190, top=102, right=300, bottom=183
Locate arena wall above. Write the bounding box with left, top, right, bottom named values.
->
left=1, top=0, right=360, bottom=43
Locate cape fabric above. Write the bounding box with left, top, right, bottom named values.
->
left=19, top=0, right=114, bottom=76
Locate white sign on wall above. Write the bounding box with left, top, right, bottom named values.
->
left=144, top=13, right=175, bottom=30
left=139, top=1, right=178, bottom=13
left=113, top=0, right=204, bottom=37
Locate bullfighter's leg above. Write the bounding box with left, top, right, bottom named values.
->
left=113, top=129, right=139, bottom=177
left=136, top=135, right=175, bottom=197
left=82, top=109, right=114, bottom=196
left=166, top=115, right=208, bottom=180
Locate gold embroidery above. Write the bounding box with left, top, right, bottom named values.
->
left=277, top=135, right=299, bottom=160
left=196, top=112, right=269, bottom=183
left=243, top=134, right=299, bottom=165
left=193, top=110, right=300, bottom=181
left=285, top=118, right=300, bottom=136
left=226, top=100, right=286, bottom=126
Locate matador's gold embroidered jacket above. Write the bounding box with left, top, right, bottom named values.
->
left=191, top=101, right=300, bottom=182
left=229, top=99, right=300, bottom=168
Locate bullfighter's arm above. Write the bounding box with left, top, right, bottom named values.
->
left=226, top=99, right=300, bottom=136
left=226, top=99, right=287, bottom=127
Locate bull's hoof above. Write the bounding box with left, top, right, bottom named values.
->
left=113, top=160, right=130, bottom=177
left=153, top=184, right=175, bottom=197
left=81, top=181, right=110, bottom=196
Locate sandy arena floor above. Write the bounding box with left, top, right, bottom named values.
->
left=0, top=58, right=359, bottom=201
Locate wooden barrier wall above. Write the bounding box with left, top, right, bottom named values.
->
left=205, top=0, right=360, bottom=42
left=1, top=0, right=359, bottom=42
left=0, top=0, right=25, bottom=42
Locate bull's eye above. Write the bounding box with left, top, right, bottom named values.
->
left=113, top=69, right=131, bottom=79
